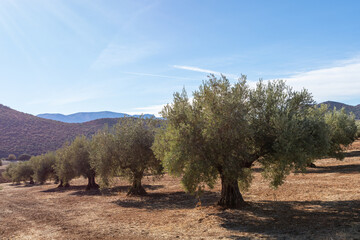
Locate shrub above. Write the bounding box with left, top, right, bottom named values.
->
left=18, top=154, right=32, bottom=161
left=8, top=154, right=16, bottom=160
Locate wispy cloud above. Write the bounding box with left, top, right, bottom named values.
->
left=121, top=71, right=197, bottom=81
left=282, top=58, right=360, bottom=103
left=92, top=43, right=158, bottom=69
left=173, top=65, right=240, bottom=79
left=126, top=104, right=166, bottom=117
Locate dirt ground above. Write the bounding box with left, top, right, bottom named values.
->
left=1, top=142, right=359, bottom=239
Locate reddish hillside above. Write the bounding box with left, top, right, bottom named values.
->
left=0, top=104, right=119, bottom=158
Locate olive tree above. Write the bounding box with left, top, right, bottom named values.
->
left=356, top=120, right=360, bottom=139
left=54, top=144, right=75, bottom=187
left=91, top=118, right=162, bottom=195
left=70, top=136, right=99, bottom=190
left=2, top=161, right=34, bottom=184
left=152, top=75, right=335, bottom=208
left=2, top=163, right=18, bottom=183
left=31, top=152, right=57, bottom=184
left=54, top=136, right=99, bottom=190
left=325, top=108, right=357, bottom=159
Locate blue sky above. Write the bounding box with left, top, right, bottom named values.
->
left=1, top=0, right=360, bottom=116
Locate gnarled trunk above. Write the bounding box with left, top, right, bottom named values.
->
left=127, top=171, right=146, bottom=196
left=85, top=175, right=99, bottom=190
left=218, top=174, right=246, bottom=209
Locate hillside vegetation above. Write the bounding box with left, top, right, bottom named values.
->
left=0, top=104, right=121, bottom=158
left=321, top=101, right=360, bottom=119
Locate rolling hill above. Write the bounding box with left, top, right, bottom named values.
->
left=320, top=101, right=360, bottom=119
left=0, top=104, right=121, bottom=158
left=37, top=111, right=155, bottom=123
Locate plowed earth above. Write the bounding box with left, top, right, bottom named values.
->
left=1, top=141, right=359, bottom=239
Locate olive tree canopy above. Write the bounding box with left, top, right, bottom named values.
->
left=152, top=75, right=355, bottom=208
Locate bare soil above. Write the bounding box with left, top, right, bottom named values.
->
left=1, top=142, right=359, bottom=239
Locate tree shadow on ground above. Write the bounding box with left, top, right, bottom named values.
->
left=344, top=150, right=360, bottom=158
left=68, top=184, right=165, bottom=196
left=211, top=200, right=360, bottom=239
left=42, top=185, right=85, bottom=193
left=304, top=164, right=360, bottom=174
left=112, top=190, right=219, bottom=210
left=13, top=183, right=38, bottom=188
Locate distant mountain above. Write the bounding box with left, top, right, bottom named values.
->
left=0, top=104, right=124, bottom=158
left=320, top=101, right=360, bottom=119
left=37, top=111, right=156, bottom=123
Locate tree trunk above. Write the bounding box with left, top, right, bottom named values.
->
left=127, top=172, right=146, bottom=196
left=57, top=180, right=70, bottom=188
left=307, top=162, right=317, bottom=168
left=57, top=180, right=64, bottom=188
left=54, top=176, right=59, bottom=184
left=29, top=177, right=34, bottom=184
left=85, top=175, right=99, bottom=190
left=218, top=174, right=246, bottom=209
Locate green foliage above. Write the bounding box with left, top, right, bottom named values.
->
left=324, top=108, right=358, bottom=159
left=18, top=154, right=32, bottom=161
left=13, top=161, right=34, bottom=183
left=91, top=117, right=162, bottom=194
left=68, top=136, right=95, bottom=180
left=54, top=143, right=76, bottom=185
left=30, top=152, right=57, bottom=184
left=355, top=120, right=360, bottom=139
left=2, top=163, right=17, bottom=182
left=2, top=161, right=33, bottom=184
left=55, top=136, right=98, bottom=189
left=152, top=75, right=347, bottom=200
left=8, top=154, right=16, bottom=160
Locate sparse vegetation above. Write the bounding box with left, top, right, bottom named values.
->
left=18, top=154, right=32, bottom=161
left=0, top=104, right=121, bottom=158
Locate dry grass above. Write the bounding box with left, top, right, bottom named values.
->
left=1, top=141, right=360, bottom=239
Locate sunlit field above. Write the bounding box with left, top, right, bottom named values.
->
left=1, top=141, right=359, bottom=239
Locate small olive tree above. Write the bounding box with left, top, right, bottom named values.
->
left=2, top=161, right=34, bottom=184
left=54, top=144, right=75, bottom=187
left=356, top=120, right=360, bottom=139
left=2, top=163, right=17, bottom=183
left=30, top=152, right=57, bottom=184
left=325, top=108, right=358, bottom=159
left=70, top=136, right=99, bottom=190
left=91, top=118, right=162, bottom=195
left=14, top=161, right=34, bottom=184
left=54, top=137, right=99, bottom=190
left=152, top=75, right=338, bottom=208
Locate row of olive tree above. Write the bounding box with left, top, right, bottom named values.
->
left=2, top=117, right=162, bottom=195
left=2, top=152, right=57, bottom=185
left=2, top=76, right=358, bottom=208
